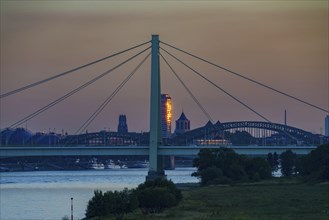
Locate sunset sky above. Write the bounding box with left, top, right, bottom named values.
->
left=1, top=1, right=328, bottom=135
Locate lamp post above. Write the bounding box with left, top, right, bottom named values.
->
left=71, top=197, right=73, bottom=220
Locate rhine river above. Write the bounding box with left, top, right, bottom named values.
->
left=0, top=168, right=198, bottom=220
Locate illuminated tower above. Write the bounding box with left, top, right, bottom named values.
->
left=161, top=94, right=172, bottom=138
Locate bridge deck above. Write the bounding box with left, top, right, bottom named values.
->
left=0, top=145, right=317, bottom=158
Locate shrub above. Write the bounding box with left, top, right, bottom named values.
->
left=85, top=188, right=138, bottom=220
left=103, top=188, right=138, bottom=220
left=138, top=187, right=176, bottom=214
left=136, top=178, right=182, bottom=214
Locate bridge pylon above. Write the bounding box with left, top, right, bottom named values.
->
left=146, top=35, right=166, bottom=181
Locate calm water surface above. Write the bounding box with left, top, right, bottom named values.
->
left=0, top=168, right=198, bottom=220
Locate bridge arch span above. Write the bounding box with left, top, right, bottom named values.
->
left=172, top=121, right=320, bottom=145
left=220, top=121, right=315, bottom=138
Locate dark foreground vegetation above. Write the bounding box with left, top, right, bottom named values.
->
left=86, top=179, right=182, bottom=220
left=85, top=144, right=329, bottom=219
left=86, top=179, right=329, bottom=220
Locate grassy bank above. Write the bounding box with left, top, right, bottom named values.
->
left=101, top=178, right=329, bottom=220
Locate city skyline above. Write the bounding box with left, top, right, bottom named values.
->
left=1, top=1, right=328, bottom=134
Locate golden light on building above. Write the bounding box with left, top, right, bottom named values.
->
left=161, top=94, right=172, bottom=138
left=166, top=100, right=172, bottom=124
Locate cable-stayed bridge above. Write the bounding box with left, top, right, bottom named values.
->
left=0, top=35, right=327, bottom=178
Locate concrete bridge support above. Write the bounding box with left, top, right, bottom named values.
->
left=163, top=155, right=175, bottom=170
left=146, top=35, right=166, bottom=181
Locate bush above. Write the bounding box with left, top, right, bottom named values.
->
left=138, top=187, right=176, bottom=214
left=85, top=188, right=138, bottom=220
left=103, top=188, right=138, bottom=220
left=136, top=178, right=182, bottom=214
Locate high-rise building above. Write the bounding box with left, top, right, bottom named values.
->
left=175, top=112, right=190, bottom=134
left=161, top=94, right=172, bottom=138
left=117, top=114, right=128, bottom=133
left=325, top=115, right=329, bottom=136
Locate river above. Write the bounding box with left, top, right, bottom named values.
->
left=0, top=168, right=198, bottom=220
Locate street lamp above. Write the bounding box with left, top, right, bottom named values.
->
left=71, top=197, right=73, bottom=220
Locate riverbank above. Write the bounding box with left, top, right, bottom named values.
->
left=101, top=178, right=329, bottom=220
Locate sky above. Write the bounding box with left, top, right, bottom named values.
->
left=0, top=1, right=328, bottom=135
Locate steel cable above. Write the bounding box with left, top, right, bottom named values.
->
left=9, top=46, right=151, bottom=128
left=1, top=41, right=150, bottom=99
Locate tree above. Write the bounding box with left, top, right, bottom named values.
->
left=85, top=190, right=106, bottom=219
left=193, top=148, right=271, bottom=185
left=245, top=157, right=272, bottom=180
left=267, top=152, right=279, bottom=172
left=103, top=188, right=138, bottom=220
left=280, top=150, right=297, bottom=177
left=296, top=144, right=329, bottom=181
left=138, top=187, right=176, bottom=214
left=273, top=152, right=279, bottom=171
left=136, top=178, right=182, bottom=214
left=267, top=153, right=274, bottom=168
left=192, top=148, right=216, bottom=171
left=86, top=188, right=138, bottom=220
left=198, top=166, right=223, bottom=185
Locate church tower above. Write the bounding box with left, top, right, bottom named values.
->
left=175, top=112, right=190, bottom=134
left=117, top=114, right=128, bottom=133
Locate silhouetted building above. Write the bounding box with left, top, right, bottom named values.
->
left=0, top=128, right=32, bottom=145
left=325, top=115, right=329, bottom=136
left=118, top=114, right=128, bottom=133
left=175, top=112, right=190, bottom=134
left=29, top=132, right=60, bottom=145
left=161, top=94, right=172, bottom=138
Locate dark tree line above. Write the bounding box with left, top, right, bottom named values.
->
left=296, top=144, right=329, bottom=181
left=270, top=144, right=328, bottom=180
left=193, top=144, right=329, bottom=185
left=192, top=147, right=272, bottom=185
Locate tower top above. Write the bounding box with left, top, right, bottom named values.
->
left=177, top=112, right=188, bottom=121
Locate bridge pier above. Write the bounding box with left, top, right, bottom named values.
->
left=168, top=155, right=175, bottom=170
left=146, top=34, right=166, bottom=181
left=162, top=155, right=175, bottom=170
